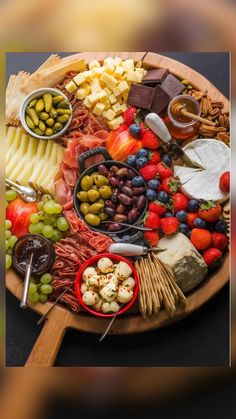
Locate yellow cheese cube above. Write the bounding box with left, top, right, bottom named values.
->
left=108, top=116, right=124, bottom=130
left=114, top=56, right=122, bottom=66
left=103, top=100, right=111, bottom=110
left=122, top=91, right=129, bottom=101
left=80, top=82, right=91, bottom=95
left=89, top=59, right=101, bottom=69
left=82, top=70, right=93, bottom=82
left=91, top=67, right=103, bottom=77
left=112, top=102, right=122, bottom=115
left=73, top=73, right=86, bottom=86
left=98, top=90, right=108, bottom=102
left=104, top=57, right=114, bottom=66
left=104, top=64, right=115, bottom=74
left=104, top=109, right=116, bottom=121
left=126, top=71, right=138, bottom=82
left=135, top=68, right=146, bottom=78
left=108, top=94, right=117, bottom=105
left=87, top=93, right=99, bottom=106
left=114, top=66, right=124, bottom=79
left=121, top=103, right=128, bottom=112
left=113, top=86, right=121, bottom=97
left=100, top=73, right=117, bottom=89
left=104, top=87, right=112, bottom=95
left=93, top=102, right=106, bottom=116
left=65, top=80, right=77, bottom=93
left=91, top=78, right=102, bottom=93
left=118, top=80, right=129, bottom=93
left=83, top=96, right=92, bottom=109
left=76, top=88, right=87, bottom=100
left=122, top=59, right=134, bottom=71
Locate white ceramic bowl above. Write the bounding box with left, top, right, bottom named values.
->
left=20, top=87, right=73, bottom=140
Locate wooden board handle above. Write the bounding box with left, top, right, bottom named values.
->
left=25, top=308, right=70, bottom=367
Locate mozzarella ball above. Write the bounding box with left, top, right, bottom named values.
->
left=99, top=275, right=110, bottom=289
left=86, top=274, right=100, bottom=290
left=114, top=261, right=132, bottom=281
left=92, top=297, right=103, bottom=312
left=97, top=257, right=114, bottom=273
left=82, top=291, right=99, bottom=306
left=99, top=282, right=117, bottom=302
left=106, top=273, right=119, bottom=286
left=117, top=286, right=133, bottom=303
left=102, top=301, right=120, bottom=314
left=80, top=283, right=88, bottom=295
left=82, top=266, right=97, bottom=282
left=122, top=277, right=135, bottom=290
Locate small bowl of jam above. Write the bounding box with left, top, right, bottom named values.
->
left=12, top=234, right=55, bottom=277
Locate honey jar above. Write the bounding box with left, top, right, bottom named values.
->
left=166, top=95, right=200, bottom=140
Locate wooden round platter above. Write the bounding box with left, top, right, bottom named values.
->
left=6, top=52, right=230, bottom=367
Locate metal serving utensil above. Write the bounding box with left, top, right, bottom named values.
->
left=101, top=221, right=152, bottom=231
left=109, top=243, right=165, bottom=256
left=6, top=179, right=37, bottom=202
left=37, top=286, right=71, bottom=325
left=20, top=253, right=33, bottom=309
left=99, top=305, right=124, bottom=343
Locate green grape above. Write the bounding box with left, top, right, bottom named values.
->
left=43, top=214, right=55, bottom=225
left=40, top=273, right=52, bottom=285
left=39, top=293, right=48, bottom=303
left=40, top=284, right=53, bottom=295
left=6, top=254, right=12, bottom=269
left=30, top=213, right=40, bottom=224
left=29, top=292, right=40, bottom=303
left=37, top=201, right=44, bottom=211
left=7, top=249, right=12, bottom=255
left=6, top=189, right=17, bottom=202
left=44, top=201, right=55, bottom=215
left=42, top=225, right=53, bottom=238
left=53, top=203, right=63, bottom=214
left=56, top=217, right=69, bottom=232
left=8, top=235, right=18, bottom=248
left=6, top=230, right=11, bottom=239
left=6, top=219, right=12, bottom=229
left=42, top=194, right=52, bottom=203
left=29, top=222, right=43, bottom=234
left=29, top=283, right=37, bottom=295
left=6, top=239, right=9, bottom=250
left=51, top=229, right=63, bottom=242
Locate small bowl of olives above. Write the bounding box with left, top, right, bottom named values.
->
left=74, top=147, right=148, bottom=235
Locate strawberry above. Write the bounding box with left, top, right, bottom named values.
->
left=219, top=171, right=230, bottom=193
left=190, top=228, right=212, bottom=250
left=148, top=201, right=167, bottom=216
left=123, top=107, right=137, bottom=126
left=203, top=248, right=222, bottom=268
left=156, top=162, right=173, bottom=180
left=162, top=176, right=180, bottom=195
left=148, top=150, right=161, bottom=165
left=142, top=131, right=160, bottom=150
left=160, top=217, right=179, bottom=235
left=187, top=212, right=199, bottom=228
left=144, top=211, right=160, bottom=229
left=173, top=193, right=189, bottom=213
left=139, top=122, right=149, bottom=138
left=139, top=164, right=158, bottom=181
left=211, top=232, right=228, bottom=251
left=144, top=230, right=159, bottom=247
left=199, top=201, right=221, bottom=222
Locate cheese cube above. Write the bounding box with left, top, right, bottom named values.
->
left=108, top=116, right=124, bottom=130
left=103, top=100, right=111, bottom=110
left=91, top=67, right=103, bottom=77
left=83, top=96, right=92, bottom=109
left=76, top=88, right=87, bottom=100
left=113, top=86, right=121, bottom=97
left=114, top=57, right=122, bottom=66
left=118, top=80, right=129, bottom=93
left=122, top=59, right=134, bottom=71
left=135, top=68, right=147, bottom=78
left=93, top=102, right=106, bottom=116
left=114, top=66, right=124, bottom=79
left=108, top=94, right=117, bottom=105
left=65, top=80, right=77, bottom=93
left=80, top=82, right=91, bottom=95
left=121, top=103, right=128, bottom=112
left=112, top=102, right=122, bottom=115
left=98, top=90, right=108, bottom=102
left=104, top=57, right=114, bottom=66
left=104, top=87, right=112, bottom=95
left=82, top=70, right=93, bottom=82
left=104, top=109, right=116, bottom=121
left=89, top=59, right=101, bottom=69
left=73, top=73, right=86, bottom=86
left=135, top=72, right=144, bottom=83
left=91, top=78, right=102, bottom=93
left=87, top=93, right=99, bottom=106
left=122, top=91, right=129, bottom=101
left=100, top=73, right=117, bottom=89
left=126, top=71, right=138, bottom=82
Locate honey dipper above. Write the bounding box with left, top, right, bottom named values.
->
left=171, top=102, right=216, bottom=126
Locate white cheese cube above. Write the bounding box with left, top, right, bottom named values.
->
left=104, top=109, right=116, bottom=121
left=114, top=66, right=124, bottom=79
left=93, top=102, right=106, bottom=116
left=114, top=56, right=122, bottom=66
left=89, top=59, right=101, bottom=69
left=65, top=80, right=77, bottom=93
left=82, top=70, right=93, bottom=82
left=104, top=57, right=114, bottom=66
left=80, top=82, right=91, bottom=95
left=108, top=116, right=124, bottom=130
left=90, top=78, right=102, bottom=93
left=100, top=73, right=117, bottom=89
left=73, top=73, right=86, bottom=86
left=126, top=71, right=138, bottom=82
left=122, top=59, right=134, bottom=71
left=83, top=96, right=92, bottom=109
left=87, top=92, right=99, bottom=106
left=118, top=80, right=129, bottom=94
left=113, top=86, right=121, bottom=97
left=91, top=67, right=103, bottom=77
left=104, top=64, right=115, bottom=74
left=112, top=102, right=122, bottom=115
left=103, top=100, right=111, bottom=110
left=76, top=88, right=87, bottom=100
left=135, top=68, right=147, bottom=78
left=120, top=103, right=128, bottom=112
left=98, top=90, right=108, bottom=102
left=108, top=94, right=117, bottom=105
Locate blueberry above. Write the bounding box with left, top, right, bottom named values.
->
left=129, top=123, right=141, bottom=138
left=194, top=217, right=206, bottom=228
left=162, top=154, right=172, bottom=167
left=179, top=223, right=189, bottom=235
left=147, top=179, right=160, bottom=190
left=131, top=176, right=144, bottom=187
left=146, top=189, right=157, bottom=201
left=126, top=154, right=137, bottom=167
left=157, top=191, right=169, bottom=203
left=136, top=157, right=148, bottom=168
left=162, top=212, right=174, bottom=218
left=187, top=199, right=199, bottom=212
left=176, top=210, right=187, bottom=222
left=137, top=148, right=149, bottom=159
left=214, top=219, right=228, bottom=233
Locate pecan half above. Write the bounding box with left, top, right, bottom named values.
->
left=219, top=114, right=230, bottom=130
left=216, top=132, right=230, bottom=144
left=211, top=100, right=224, bottom=109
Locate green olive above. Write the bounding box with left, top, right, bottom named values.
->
left=91, top=171, right=100, bottom=180
left=77, top=191, right=89, bottom=202
left=88, top=189, right=100, bottom=202
left=99, top=211, right=109, bottom=221
left=85, top=213, right=101, bottom=227
left=94, top=175, right=109, bottom=187
left=97, top=198, right=105, bottom=205
left=80, top=203, right=90, bottom=215
left=81, top=175, right=93, bottom=191
left=99, top=185, right=112, bottom=199
left=89, top=203, right=104, bottom=214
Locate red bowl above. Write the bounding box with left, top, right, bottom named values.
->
left=75, top=253, right=139, bottom=318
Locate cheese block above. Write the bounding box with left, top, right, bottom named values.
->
left=174, top=139, right=230, bottom=202
left=157, top=233, right=208, bottom=292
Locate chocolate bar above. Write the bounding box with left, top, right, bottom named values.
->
left=143, top=68, right=169, bottom=84
left=150, top=85, right=170, bottom=114
left=127, top=84, right=155, bottom=109
left=160, top=74, right=185, bottom=99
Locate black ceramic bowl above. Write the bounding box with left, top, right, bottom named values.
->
left=73, top=147, right=148, bottom=235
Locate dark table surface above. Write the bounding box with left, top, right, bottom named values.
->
left=6, top=52, right=230, bottom=367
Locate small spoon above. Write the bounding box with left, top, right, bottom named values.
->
left=99, top=305, right=124, bottom=343
left=6, top=179, right=37, bottom=202
left=20, top=253, right=33, bottom=309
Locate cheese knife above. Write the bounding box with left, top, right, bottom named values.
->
left=109, top=243, right=165, bottom=256
left=145, top=113, right=204, bottom=170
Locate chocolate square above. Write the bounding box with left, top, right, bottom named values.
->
left=143, top=68, right=169, bottom=84
left=150, top=85, right=170, bottom=114
left=160, top=74, right=185, bottom=99
left=127, top=83, right=154, bottom=110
